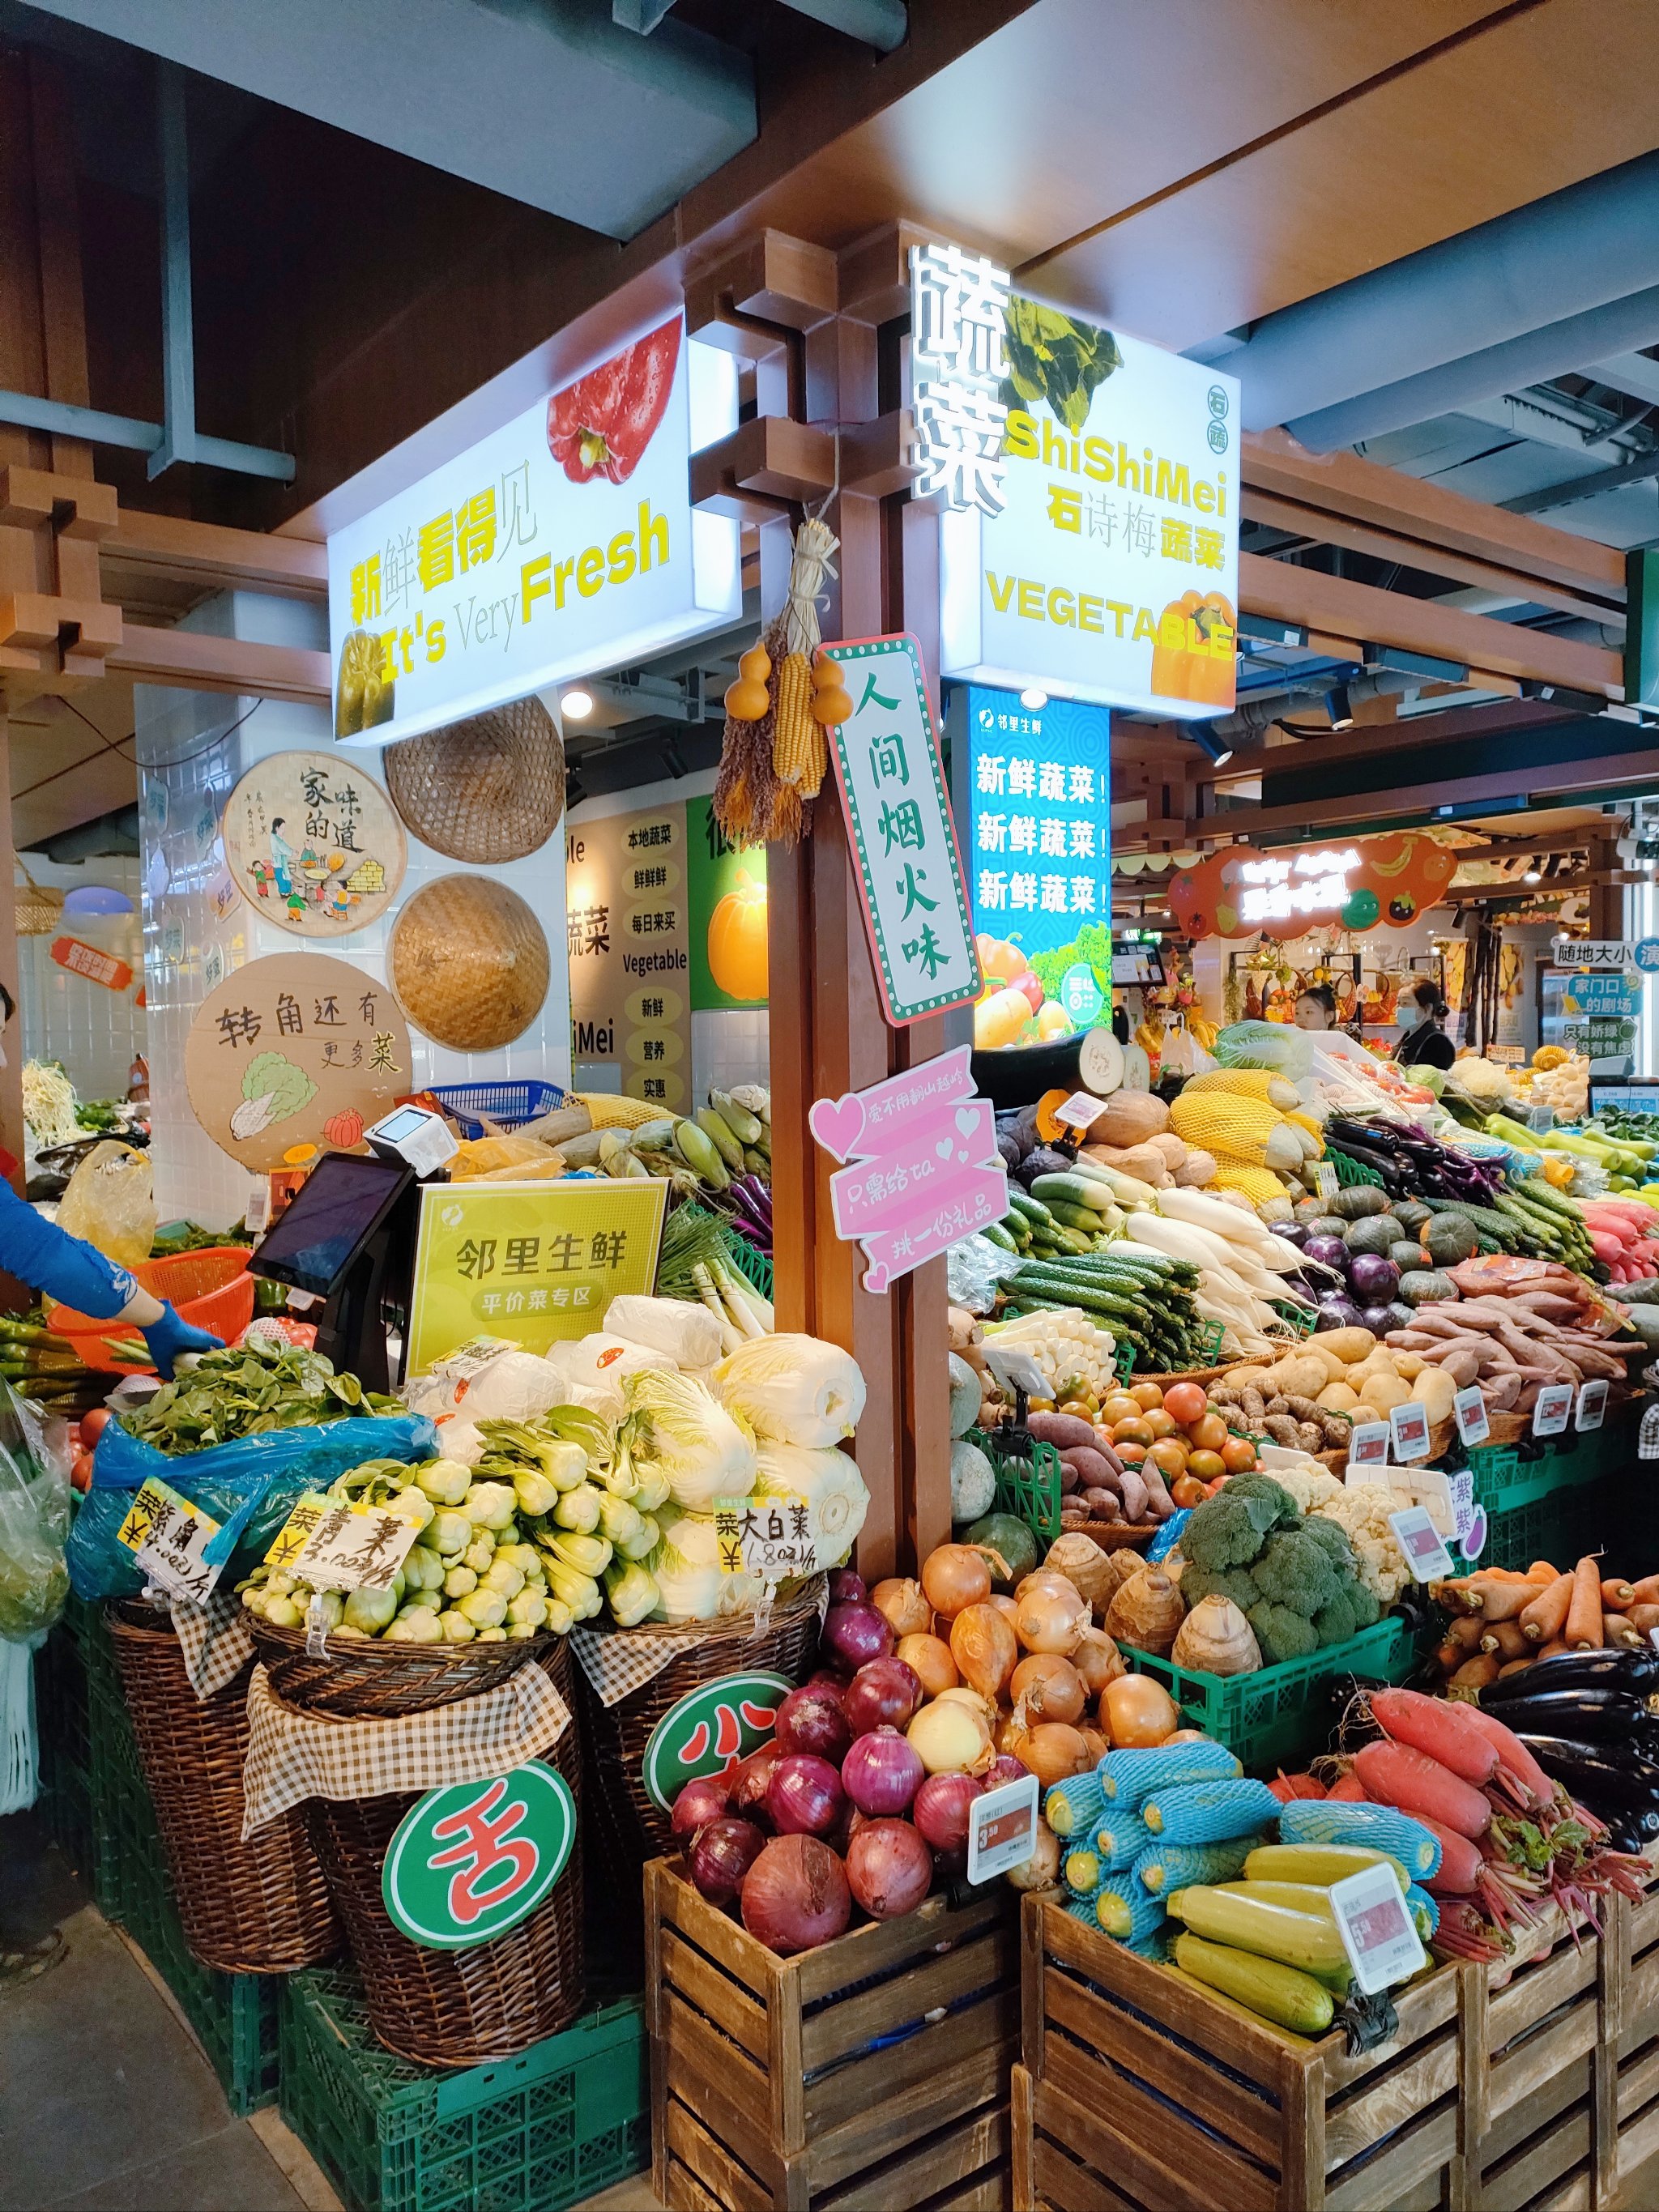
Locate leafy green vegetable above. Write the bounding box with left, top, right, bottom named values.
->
left=121, top=1331, right=399, bottom=1454
left=1001, top=297, right=1122, bottom=433
left=1030, top=922, right=1115, bottom=1004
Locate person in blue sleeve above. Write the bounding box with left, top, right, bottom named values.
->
left=0, top=983, right=222, bottom=1379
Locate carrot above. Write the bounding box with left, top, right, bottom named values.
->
left=1449, top=1654, right=1501, bottom=1691
left=1452, top=1701, right=1555, bottom=1807
left=1478, top=1620, right=1529, bottom=1661
left=1606, top=1612, right=1644, bottom=1650
left=1628, top=1575, right=1659, bottom=1607
left=1520, top=1573, right=1574, bottom=1645
left=1601, top=1578, right=1636, bottom=1611
left=1526, top=1562, right=1561, bottom=1581
left=1432, top=1641, right=1464, bottom=1676
left=1448, top=1615, right=1486, bottom=1651
left=1415, top=1818, right=1486, bottom=1894
left=1537, top=1638, right=1570, bottom=1660
left=1352, top=1740, right=1492, bottom=1838
left=1498, top=1657, right=1535, bottom=1677
left=1369, top=1688, right=1499, bottom=1785
left=1565, top=1556, right=1605, bottom=1651
left=1431, top=1579, right=1482, bottom=1617
left=1628, top=1605, right=1659, bottom=1636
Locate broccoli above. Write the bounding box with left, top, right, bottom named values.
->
left=1312, top=1585, right=1362, bottom=1646
left=1252, top=1529, right=1341, bottom=1618
left=1183, top=1478, right=1297, bottom=1573
left=1347, top=1577, right=1381, bottom=1631
left=1180, top=1564, right=1261, bottom=1615
left=1247, top=1599, right=1320, bottom=1664
left=1300, top=1515, right=1358, bottom=1577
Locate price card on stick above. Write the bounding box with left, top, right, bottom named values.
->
left=1328, top=1862, right=1427, bottom=1994
left=1576, top=1379, right=1608, bottom=1432
left=1453, top=1387, right=1490, bottom=1447
left=1532, top=1383, right=1575, bottom=1437
left=115, top=1476, right=224, bottom=1606
left=1052, top=1092, right=1106, bottom=1133
left=967, top=1771, right=1041, bottom=1884
left=292, top=1501, right=422, bottom=1594
left=1389, top=1400, right=1431, bottom=1463
left=1347, top=1421, right=1391, bottom=1467
left=1314, top=1161, right=1340, bottom=1203
left=1388, top=1506, right=1456, bottom=1585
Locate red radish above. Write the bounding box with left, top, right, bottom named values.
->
left=1368, top=1688, right=1499, bottom=1787
left=1269, top=1771, right=1326, bottom=1802
left=1353, top=1740, right=1492, bottom=1839
left=1452, top=1701, right=1555, bottom=1807
left=1327, top=1773, right=1368, bottom=1801
left=1414, top=1818, right=1484, bottom=1894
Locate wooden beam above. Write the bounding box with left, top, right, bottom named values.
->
left=1242, top=430, right=1626, bottom=607
left=689, top=415, right=836, bottom=524
left=108, top=622, right=330, bottom=705
left=1239, top=551, right=1622, bottom=697
left=102, top=509, right=326, bottom=600
left=1192, top=697, right=1579, bottom=786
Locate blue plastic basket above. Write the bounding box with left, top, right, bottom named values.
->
left=430, top=1080, right=566, bottom=1140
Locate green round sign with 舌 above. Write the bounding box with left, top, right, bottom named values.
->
left=642, top=1670, right=793, bottom=1814
left=381, top=1762, right=575, bottom=1950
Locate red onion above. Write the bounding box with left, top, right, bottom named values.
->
left=913, top=1771, right=983, bottom=1853
left=805, top=1669, right=847, bottom=1701
left=932, top=1844, right=968, bottom=1881
left=670, top=1775, right=732, bottom=1843
left=842, top=1656, right=924, bottom=1737
left=741, top=1834, right=851, bottom=1954
left=982, top=1754, right=1028, bottom=1791
left=688, top=1817, right=766, bottom=1906
left=766, top=1753, right=847, bottom=1838
left=845, top=1819, right=934, bottom=1920
left=774, top=1685, right=852, bottom=1764
left=841, top=1726, right=924, bottom=1818
left=730, top=1741, right=784, bottom=1829
left=821, top=1600, right=893, bottom=1677
left=828, top=1568, right=867, bottom=1605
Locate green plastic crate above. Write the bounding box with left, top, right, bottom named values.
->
left=721, top=1226, right=774, bottom=1304
left=1462, top=1473, right=1611, bottom=1575
left=32, top=1591, right=119, bottom=1881
left=92, top=1680, right=281, bottom=2116
left=280, top=1969, right=648, bottom=2212
left=1127, top=1614, right=1414, bottom=1775
left=970, top=1423, right=1064, bottom=1544
left=1328, top=1146, right=1386, bottom=1190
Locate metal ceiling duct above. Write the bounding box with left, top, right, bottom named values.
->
left=1210, top=149, right=1659, bottom=436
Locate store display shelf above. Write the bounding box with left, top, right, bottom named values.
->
left=281, top=1969, right=647, bottom=2212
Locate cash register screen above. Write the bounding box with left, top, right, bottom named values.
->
left=251, top=1153, right=409, bottom=1298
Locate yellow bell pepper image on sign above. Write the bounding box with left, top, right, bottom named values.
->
left=707, top=869, right=768, bottom=1000
left=1149, top=592, right=1236, bottom=709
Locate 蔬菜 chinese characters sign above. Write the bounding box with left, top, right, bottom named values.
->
left=221, top=751, right=406, bottom=938
left=184, top=953, right=414, bottom=1173
left=327, top=316, right=740, bottom=749
left=819, top=635, right=981, bottom=1027
left=1169, top=833, right=1458, bottom=940
left=809, top=1044, right=1009, bottom=1293
left=911, top=241, right=1241, bottom=718
left=382, top=1764, right=576, bottom=1950
left=405, top=1178, right=667, bottom=1369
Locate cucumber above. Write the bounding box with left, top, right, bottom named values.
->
left=983, top=1221, right=1017, bottom=1252
left=1031, top=1173, right=1119, bottom=1209
left=1008, top=1191, right=1056, bottom=1225
left=1172, top=1933, right=1334, bottom=2037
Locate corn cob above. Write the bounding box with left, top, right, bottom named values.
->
left=1064, top=1846, right=1103, bottom=1899
left=1045, top=1772, right=1106, bottom=1839
left=772, top=650, right=817, bottom=790
left=1098, top=1741, right=1240, bottom=1807
left=1092, top=1809, right=1153, bottom=1871
left=1277, top=1800, right=1441, bottom=1879
left=1132, top=1833, right=1262, bottom=1898
left=1141, top=1778, right=1281, bottom=1844
left=1095, top=1880, right=1166, bottom=1946
left=1405, top=1884, right=1439, bottom=1941
left=1063, top=1893, right=1100, bottom=1933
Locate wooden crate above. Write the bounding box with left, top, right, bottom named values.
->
left=646, top=1857, right=1017, bottom=2212
left=1465, top=1908, right=1610, bottom=2212
left=1613, top=1884, right=1659, bottom=2201
left=1016, top=1893, right=1474, bottom=2212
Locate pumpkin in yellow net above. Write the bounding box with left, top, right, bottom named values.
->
left=707, top=868, right=769, bottom=999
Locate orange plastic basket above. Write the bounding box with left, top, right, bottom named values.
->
left=47, top=1247, right=256, bottom=1373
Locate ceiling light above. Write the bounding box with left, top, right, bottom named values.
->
left=62, top=885, right=133, bottom=917
left=1192, top=724, right=1235, bottom=765
left=560, top=687, right=595, bottom=721
left=1324, top=683, right=1355, bottom=732
left=1524, top=868, right=1542, bottom=884
left=1019, top=686, right=1048, bottom=711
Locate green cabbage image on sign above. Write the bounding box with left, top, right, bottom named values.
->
left=381, top=1762, right=575, bottom=1949
left=641, top=1671, right=793, bottom=1814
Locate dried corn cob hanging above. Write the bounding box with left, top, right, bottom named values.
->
left=772, top=518, right=839, bottom=809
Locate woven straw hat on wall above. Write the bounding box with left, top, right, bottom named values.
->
left=16, top=871, right=64, bottom=937
left=389, top=875, right=550, bottom=1051
left=384, top=697, right=565, bottom=864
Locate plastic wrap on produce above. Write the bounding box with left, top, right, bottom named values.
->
left=948, top=1231, right=1023, bottom=1315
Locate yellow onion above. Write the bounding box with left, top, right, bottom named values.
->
left=1071, top=1628, right=1126, bottom=1697
left=1010, top=1652, right=1085, bottom=1727
left=1100, top=1673, right=1179, bottom=1748
left=896, top=1631, right=957, bottom=1697
left=1006, top=1817, right=1062, bottom=1894
left=949, top=1602, right=1017, bottom=1700
left=935, top=1685, right=998, bottom=1728
left=1077, top=1724, right=1111, bottom=1765
left=987, top=1592, right=1019, bottom=1625
left=871, top=1577, right=932, bottom=1639
left=1014, top=1721, right=1090, bottom=1788
left=906, top=1694, right=992, bottom=1775
left=1014, top=1579, right=1089, bottom=1657
left=921, top=1544, right=991, bottom=1620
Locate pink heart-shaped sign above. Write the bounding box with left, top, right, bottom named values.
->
left=862, top=1260, right=890, bottom=1294
left=809, top=1092, right=866, bottom=1162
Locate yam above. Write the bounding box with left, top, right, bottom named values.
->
left=1144, top=1133, right=1188, bottom=1169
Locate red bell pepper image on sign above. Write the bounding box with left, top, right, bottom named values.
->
left=547, top=317, right=681, bottom=485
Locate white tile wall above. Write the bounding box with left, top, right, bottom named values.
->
left=15, top=853, right=146, bottom=1106
left=693, top=1008, right=769, bottom=1098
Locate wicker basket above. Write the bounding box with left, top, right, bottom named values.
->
left=247, top=1614, right=556, bottom=1719
left=301, top=1643, right=584, bottom=2067
left=574, top=1583, right=825, bottom=1871
left=16, top=868, right=63, bottom=936
left=105, top=1602, right=339, bottom=1975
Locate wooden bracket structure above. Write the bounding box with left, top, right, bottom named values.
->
left=0, top=463, right=122, bottom=697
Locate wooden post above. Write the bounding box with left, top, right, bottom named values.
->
left=0, top=714, right=23, bottom=1203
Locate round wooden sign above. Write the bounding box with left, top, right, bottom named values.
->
left=185, top=952, right=413, bottom=1171
left=221, top=751, right=406, bottom=938
left=381, top=1764, right=575, bottom=1950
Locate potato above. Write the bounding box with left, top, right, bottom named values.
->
left=1415, top=1366, right=1456, bottom=1424
left=1313, top=1327, right=1375, bottom=1366
left=1316, top=1381, right=1360, bottom=1413
left=1390, top=1349, right=1426, bottom=1380
left=1269, top=1354, right=1333, bottom=1401
left=1358, top=1370, right=1410, bottom=1413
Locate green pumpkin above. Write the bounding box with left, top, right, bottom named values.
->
left=963, top=1511, right=1038, bottom=1590
left=1332, top=1184, right=1391, bottom=1221
left=1345, top=1216, right=1403, bottom=1257
left=1307, top=1215, right=1350, bottom=1241
left=1392, top=1200, right=1432, bottom=1237
left=1388, top=1239, right=1430, bottom=1273
left=1398, top=1268, right=1459, bottom=1306
left=1422, top=1213, right=1480, bottom=1265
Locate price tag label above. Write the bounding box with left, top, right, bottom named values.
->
left=1348, top=1421, right=1391, bottom=1466
left=714, top=1494, right=819, bottom=1582
left=271, top=1496, right=422, bottom=1593
left=1389, top=1400, right=1431, bottom=1464
left=1532, top=1383, right=1575, bottom=1437
left=1388, top=1506, right=1456, bottom=1584
left=966, top=1771, right=1041, bottom=1884
left=115, top=1476, right=224, bottom=1606
left=1314, top=1161, right=1340, bottom=1202
left=1053, top=1091, right=1106, bottom=1133
left=1453, top=1386, right=1490, bottom=1447
left=1576, top=1379, right=1608, bottom=1432
left=1328, top=1862, right=1427, bottom=1994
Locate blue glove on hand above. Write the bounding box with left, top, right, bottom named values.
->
left=141, top=1302, right=224, bottom=1381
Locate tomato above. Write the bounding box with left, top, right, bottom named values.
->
left=1058, top=1399, right=1094, bottom=1424
left=79, top=1407, right=111, bottom=1446
left=1187, top=1412, right=1229, bottom=1454
left=1028, top=1397, right=1056, bottom=1414
left=1170, top=1473, right=1207, bottom=1510
left=1221, top=1436, right=1258, bottom=1473
left=1128, top=1382, right=1165, bottom=1412
left=1185, top=1448, right=1226, bottom=1482
left=1147, top=1438, right=1188, bottom=1478
left=1098, top=1394, right=1141, bottom=1428
left=1161, top=1381, right=1208, bottom=1426
left=1115, top=1440, right=1148, bottom=1464
left=1111, top=1417, right=1154, bottom=1448
left=70, top=1451, right=94, bottom=1494
left=1141, top=1408, right=1176, bottom=1439
left=1205, top=1478, right=1231, bottom=1497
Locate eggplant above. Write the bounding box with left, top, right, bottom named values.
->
left=1511, top=1734, right=1659, bottom=1809
left=1480, top=1686, right=1659, bottom=1745
left=1606, top=1808, right=1659, bottom=1854
left=1483, top=1647, right=1659, bottom=1702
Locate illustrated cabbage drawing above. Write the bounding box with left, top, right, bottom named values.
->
left=230, top=1051, right=318, bottom=1139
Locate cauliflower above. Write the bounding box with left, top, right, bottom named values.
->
left=1449, top=1055, right=1512, bottom=1104
left=1263, top=1462, right=1345, bottom=1515
left=1252, top=1529, right=1340, bottom=1618
left=1312, top=1488, right=1411, bottom=1603
left=1247, top=1599, right=1320, bottom=1664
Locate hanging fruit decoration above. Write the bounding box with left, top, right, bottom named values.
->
left=714, top=517, right=842, bottom=848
